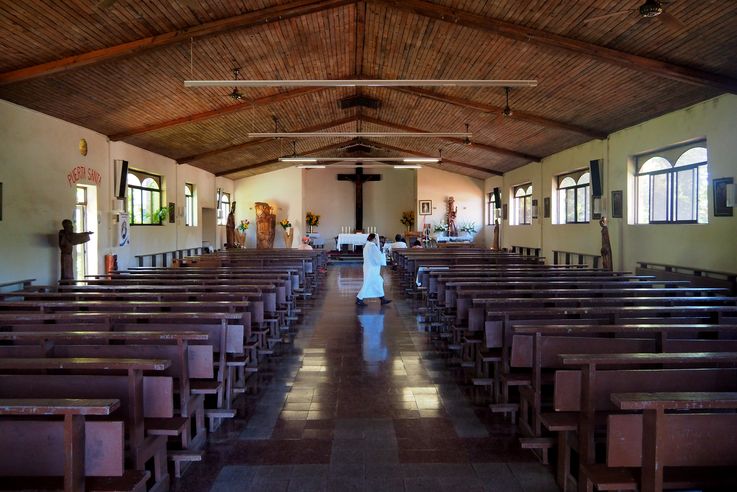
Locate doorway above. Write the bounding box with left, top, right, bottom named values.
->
left=74, top=185, right=98, bottom=278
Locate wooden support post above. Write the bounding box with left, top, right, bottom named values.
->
left=63, top=414, right=85, bottom=492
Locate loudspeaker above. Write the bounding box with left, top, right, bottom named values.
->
left=114, top=160, right=129, bottom=199
left=589, top=159, right=603, bottom=197
left=493, top=187, right=501, bottom=205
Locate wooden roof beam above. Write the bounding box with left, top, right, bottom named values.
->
left=0, top=0, right=354, bottom=86
left=109, top=87, right=325, bottom=141
left=178, top=115, right=357, bottom=163
left=394, top=87, right=606, bottom=140
left=216, top=140, right=356, bottom=177
left=360, top=115, right=540, bottom=162
left=378, top=0, right=737, bottom=94
left=363, top=139, right=502, bottom=176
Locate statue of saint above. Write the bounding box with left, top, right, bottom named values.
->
left=255, top=202, right=276, bottom=249
left=58, top=219, right=92, bottom=280
left=600, top=217, right=613, bottom=271
left=447, top=196, right=458, bottom=237
left=492, top=219, right=500, bottom=251
left=225, top=201, right=236, bottom=248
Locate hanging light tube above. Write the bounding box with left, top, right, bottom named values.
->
left=185, top=79, right=537, bottom=88
left=279, top=156, right=439, bottom=163
left=252, top=131, right=471, bottom=138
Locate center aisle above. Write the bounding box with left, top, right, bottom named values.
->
left=175, top=264, right=557, bottom=492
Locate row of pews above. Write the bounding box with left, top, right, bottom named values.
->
left=0, top=249, right=326, bottom=492
left=393, top=248, right=737, bottom=492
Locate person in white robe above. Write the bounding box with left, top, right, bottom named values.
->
left=356, top=233, right=391, bottom=306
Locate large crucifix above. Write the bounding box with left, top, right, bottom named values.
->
left=337, top=167, right=382, bottom=231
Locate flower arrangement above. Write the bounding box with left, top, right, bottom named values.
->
left=301, top=236, right=311, bottom=244
left=433, top=222, right=448, bottom=233
left=279, top=218, right=292, bottom=230
left=305, top=211, right=320, bottom=227
left=237, top=219, right=250, bottom=233
left=460, top=222, right=477, bottom=234
left=400, top=210, right=415, bottom=228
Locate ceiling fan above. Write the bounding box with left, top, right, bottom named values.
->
left=583, top=1, right=685, bottom=31
left=227, top=68, right=246, bottom=101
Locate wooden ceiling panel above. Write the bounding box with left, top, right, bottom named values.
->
left=0, top=1, right=735, bottom=179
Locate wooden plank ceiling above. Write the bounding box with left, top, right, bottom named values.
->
left=1, top=0, right=736, bottom=179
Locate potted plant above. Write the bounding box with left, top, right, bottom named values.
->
left=279, top=218, right=293, bottom=248
left=400, top=210, right=415, bottom=232
left=235, top=219, right=249, bottom=247
left=305, top=211, right=320, bottom=233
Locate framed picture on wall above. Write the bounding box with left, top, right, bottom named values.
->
left=611, top=190, right=623, bottom=219
left=502, top=203, right=508, bottom=221
left=419, top=200, right=432, bottom=215
left=713, top=177, right=734, bottom=217
left=543, top=197, right=550, bottom=219
left=531, top=199, right=539, bottom=219
left=168, top=202, right=176, bottom=223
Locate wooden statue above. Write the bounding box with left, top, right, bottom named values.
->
left=447, top=196, right=458, bottom=237
left=58, top=219, right=92, bottom=280
left=600, top=217, right=613, bottom=271
left=255, top=202, right=276, bottom=249
left=492, top=219, right=500, bottom=251
left=225, top=201, right=236, bottom=248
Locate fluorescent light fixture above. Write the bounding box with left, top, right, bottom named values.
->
left=279, top=157, right=318, bottom=163
left=279, top=156, right=438, bottom=163
left=394, top=165, right=422, bottom=169
left=250, top=132, right=471, bottom=138
left=296, top=165, right=326, bottom=169
left=185, top=79, right=538, bottom=88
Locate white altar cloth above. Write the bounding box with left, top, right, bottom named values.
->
left=337, top=233, right=369, bottom=250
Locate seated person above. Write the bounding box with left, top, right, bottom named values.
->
left=411, top=239, right=422, bottom=248
left=297, top=236, right=313, bottom=250
left=391, top=234, right=407, bottom=250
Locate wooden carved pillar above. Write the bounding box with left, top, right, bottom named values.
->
left=600, top=217, right=613, bottom=271
left=255, top=202, right=276, bottom=249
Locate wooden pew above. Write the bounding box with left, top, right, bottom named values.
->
left=0, top=357, right=172, bottom=492
left=0, top=398, right=149, bottom=492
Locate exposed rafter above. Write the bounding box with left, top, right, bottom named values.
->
left=361, top=115, right=540, bottom=162
left=0, top=0, right=354, bottom=85
left=216, top=140, right=354, bottom=177
left=354, top=1, right=366, bottom=77
left=378, top=0, right=737, bottom=94
left=178, top=116, right=357, bottom=163
left=110, top=87, right=324, bottom=141
left=393, top=87, right=606, bottom=139
left=365, top=140, right=502, bottom=176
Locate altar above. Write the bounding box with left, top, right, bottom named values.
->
left=337, top=233, right=369, bottom=250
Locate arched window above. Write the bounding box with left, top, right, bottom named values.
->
left=556, top=170, right=590, bottom=224
left=184, top=183, right=195, bottom=226
left=635, top=141, right=708, bottom=224
left=127, top=169, right=163, bottom=225
left=513, top=183, right=533, bottom=225
left=218, top=192, right=231, bottom=226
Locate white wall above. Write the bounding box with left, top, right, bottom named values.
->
left=0, top=100, right=230, bottom=284
left=488, top=94, right=737, bottom=273
left=233, top=167, right=304, bottom=249
left=417, top=167, right=486, bottom=246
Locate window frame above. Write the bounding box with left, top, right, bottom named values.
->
left=634, top=141, right=708, bottom=225
left=486, top=191, right=499, bottom=226
left=127, top=169, right=163, bottom=226
left=184, top=183, right=195, bottom=227
left=218, top=192, right=231, bottom=226
left=556, top=169, right=591, bottom=224
left=513, top=183, right=533, bottom=226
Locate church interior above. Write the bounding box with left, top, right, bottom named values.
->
left=1, top=1, right=737, bottom=491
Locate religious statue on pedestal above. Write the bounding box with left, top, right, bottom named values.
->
left=58, top=219, right=93, bottom=280
left=225, top=201, right=237, bottom=249
left=447, top=196, right=458, bottom=237
left=492, top=219, right=500, bottom=251
left=255, top=202, right=276, bottom=249
left=600, top=217, right=613, bottom=271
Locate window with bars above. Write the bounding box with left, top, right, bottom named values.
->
left=557, top=170, right=590, bottom=224
left=486, top=191, right=499, bottom=225
left=184, top=183, right=195, bottom=226
left=127, top=170, right=162, bottom=225
left=634, top=142, right=708, bottom=224
left=512, top=184, right=532, bottom=225
left=218, top=192, right=231, bottom=226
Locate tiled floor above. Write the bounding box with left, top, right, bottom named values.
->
left=173, top=264, right=558, bottom=492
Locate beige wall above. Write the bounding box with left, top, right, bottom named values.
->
left=417, top=167, right=485, bottom=245
left=233, top=167, right=304, bottom=249
left=487, top=94, right=737, bottom=272
left=0, top=100, right=230, bottom=283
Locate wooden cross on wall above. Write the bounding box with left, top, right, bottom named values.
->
left=337, top=167, right=381, bottom=231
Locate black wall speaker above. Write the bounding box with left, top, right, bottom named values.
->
left=493, top=187, right=501, bottom=205
left=589, top=159, right=603, bottom=197
left=114, top=160, right=129, bottom=199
